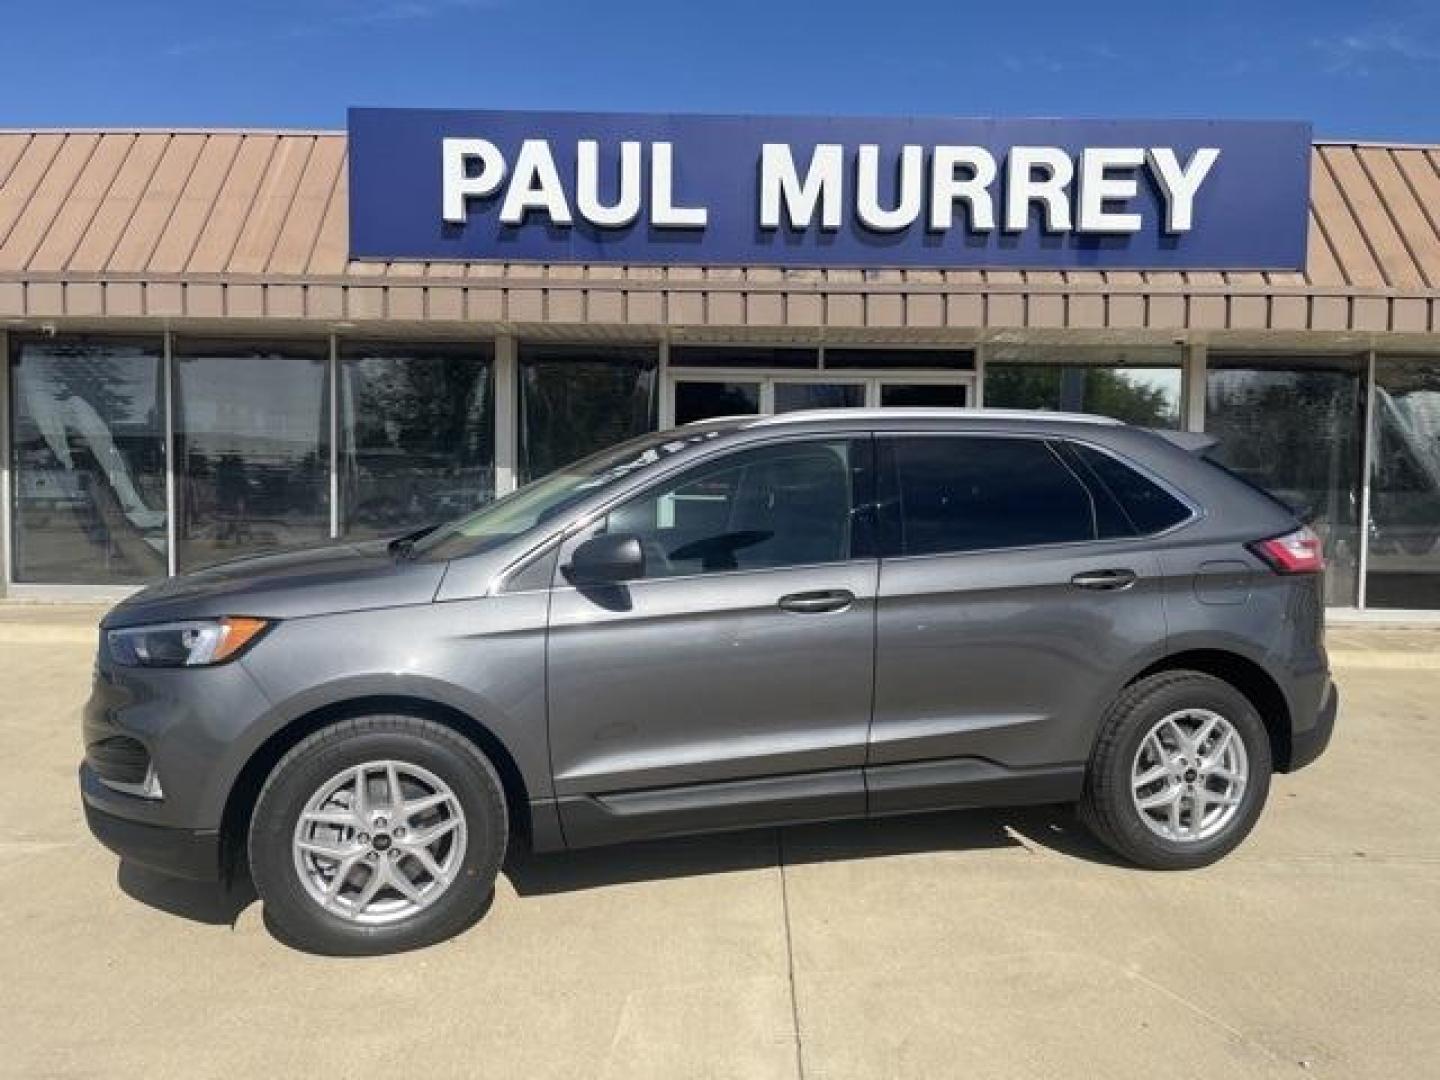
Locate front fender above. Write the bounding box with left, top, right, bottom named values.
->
left=220, top=597, right=552, bottom=818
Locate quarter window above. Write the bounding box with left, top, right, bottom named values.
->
left=605, top=440, right=858, bottom=578
left=882, top=436, right=1095, bottom=556
left=1068, top=443, right=1192, bottom=535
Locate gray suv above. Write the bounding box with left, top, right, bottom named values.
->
left=81, top=410, right=1337, bottom=954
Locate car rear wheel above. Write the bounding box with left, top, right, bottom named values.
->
left=1080, top=671, right=1272, bottom=869
left=248, top=715, right=507, bottom=955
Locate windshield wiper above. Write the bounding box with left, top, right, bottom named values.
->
left=388, top=523, right=440, bottom=561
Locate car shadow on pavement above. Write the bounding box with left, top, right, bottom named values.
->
left=112, top=803, right=1131, bottom=928
left=118, top=862, right=257, bottom=927
left=504, top=802, right=1132, bottom=897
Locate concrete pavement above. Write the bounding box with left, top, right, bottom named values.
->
left=1, top=605, right=1437, bottom=1078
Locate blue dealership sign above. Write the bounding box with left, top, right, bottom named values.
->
left=348, top=108, right=1312, bottom=270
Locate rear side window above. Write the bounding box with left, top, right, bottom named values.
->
left=1070, top=443, right=1193, bottom=534
left=881, top=436, right=1096, bottom=556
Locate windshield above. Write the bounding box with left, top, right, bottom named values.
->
left=412, top=424, right=740, bottom=561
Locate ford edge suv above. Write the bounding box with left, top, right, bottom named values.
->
left=81, top=409, right=1337, bottom=954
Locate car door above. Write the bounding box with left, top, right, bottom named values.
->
left=547, top=434, right=878, bottom=846
left=866, top=432, right=1168, bottom=815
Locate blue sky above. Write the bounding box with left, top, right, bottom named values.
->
left=5, top=0, right=1439, bottom=140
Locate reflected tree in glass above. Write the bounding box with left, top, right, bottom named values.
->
left=985, top=364, right=1181, bottom=427
left=518, top=345, right=657, bottom=483
left=174, top=342, right=330, bottom=571
left=340, top=345, right=494, bottom=538
left=1205, top=359, right=1363, bottom=606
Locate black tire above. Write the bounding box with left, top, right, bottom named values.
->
left=248, top=715, right=507, bottom=955
left=1079, top=671, right=1272, bottom=870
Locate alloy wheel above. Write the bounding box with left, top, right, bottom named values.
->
left=1130, top=708, right=1249, bottom=843
left=291, top=760, right=468, bottom=925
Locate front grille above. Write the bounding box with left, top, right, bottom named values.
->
left=87, top=736, right=151, bottom=786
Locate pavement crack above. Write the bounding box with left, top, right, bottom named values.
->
left=776, top=828, right=806, bottom=1080
left=1122, top=964, right=1294, bottom=1067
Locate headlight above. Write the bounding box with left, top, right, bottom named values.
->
left=106, top=617, right=271, bottom=668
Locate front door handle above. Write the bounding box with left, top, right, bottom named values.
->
left=1071, top=569, right=1138, bottom=591
left=778, top=589, right=855, bottom=614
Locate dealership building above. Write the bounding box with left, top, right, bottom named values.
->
left=1, top=112, right=1439, bottom=614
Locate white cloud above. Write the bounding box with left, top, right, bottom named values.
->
left=1312, top=22, right=1440, bottom=76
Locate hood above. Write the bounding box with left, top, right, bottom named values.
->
left=102, top=540, right=448, bottom=629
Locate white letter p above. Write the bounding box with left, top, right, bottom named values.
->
left=442, top=138, right=507, bottom=224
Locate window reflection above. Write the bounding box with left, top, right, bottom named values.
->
left=773, top=382, right=864, bottom=412
left=340, top=344, right=494, bottom=538
left=518, top=345, right=657, bottom=483
left=1367, top=358, right=1440, bottom=609
left=606, top=440, right=855, bottom=577
left=985, top=346, right=1182, bottom=428
left=8, top=337, right=167, bottom=583
left=174, top=342, right=329, bottom=570
left=880, top=383, right=968, bottom=408
left=674, top=380, right=760, bottom=425
left=1206, top=357, right=1364, bottom=606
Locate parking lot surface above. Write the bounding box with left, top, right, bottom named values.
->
left=2, top=605, right=1437, bottom=1079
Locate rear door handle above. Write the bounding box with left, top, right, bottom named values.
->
left=1071, top=569, right=1138, bottom=591
left=778, top=589, right=855, bottom=614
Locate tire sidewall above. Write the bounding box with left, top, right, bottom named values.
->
left=249, top=720, right=507, bottom=955
left=1097, top=676, right=1272, bottom=868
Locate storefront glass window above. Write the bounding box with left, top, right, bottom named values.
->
left=773, top=381, right=865, bottom=412
left=1366, top=357, right=1440, bottom=610
left=174, top=341, right=329, bottom=571
left=674, top=380, right=761, bottom=425
left=669, top=346, right=818, bottom=370
left=8, top=337, right=167, bottom=584
left=518, top=344, right=657, bottom=483
left=1206, top=356, right=1364, bottom=607
left=339, top=344, right=494, bottom=538
left=985, top=346, right=1183, bottom=428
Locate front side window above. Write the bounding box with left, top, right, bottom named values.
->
left=605, top=439, right=859, bottom=579
left=881, top=436, right=1096, bottom=556
left=414, top=425, right=739, bottom=561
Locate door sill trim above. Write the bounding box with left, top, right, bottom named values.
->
left=867, top=758, right=1084, bottom=817
left=558, top=768, right=865, bottom=848
left=554, top=758, right=1085, bottom=849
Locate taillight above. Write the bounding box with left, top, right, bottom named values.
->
left=1249, top=525, right=1325, bottom=575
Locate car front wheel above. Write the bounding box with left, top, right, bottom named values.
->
left=1080, top=671, right=1272, bottom=870
left=248, top=715, right=507, bottom=955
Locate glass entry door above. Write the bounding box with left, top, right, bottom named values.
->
left=773, top=380, right=866, bottom=413
left=670, top=373, right=970, bottom=425
left=879, top=381, right=969, bottom=407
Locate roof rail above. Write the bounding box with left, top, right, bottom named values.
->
left=747, top=407, right=1121, bottom=427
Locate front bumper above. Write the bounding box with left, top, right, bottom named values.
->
left=1286, top=679, right=1338, bottom=773
left=80, top=764, right=221, bottom=881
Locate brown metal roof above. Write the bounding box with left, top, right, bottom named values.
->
left=1, top=130, right=1438, bottom=337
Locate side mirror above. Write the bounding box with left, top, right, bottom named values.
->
left=565, top=533, right=645, bottom=586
